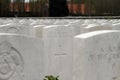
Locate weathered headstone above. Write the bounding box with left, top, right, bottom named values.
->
left=112, top=23, right=120, bottom=30
left=32, top=25, right=46, bottom=38
left=30, top=20, right=54, bottom=26
left=0, top=23, right=33, bottom=36
left=0, top=33, right=44, bottom=80
left=68, top=20, right=84, bottom=35
left=43, top=25, right=74, bottom=80
left=81, top=23, right=112, bottom=33
left=73, top=30, right=120, bottom=80
left=53, top=19, right=71, bottom=25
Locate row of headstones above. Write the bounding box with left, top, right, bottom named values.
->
left=0, top=18, right=120, bottom=80
left=1, top=19, right=120, bottom=37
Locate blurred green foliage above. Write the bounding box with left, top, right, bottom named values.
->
left=43, top=75, right=59, bottom=80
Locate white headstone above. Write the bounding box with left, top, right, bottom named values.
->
left=53, top=19, right=71, bottom=25
left=30, top=20, right=54, bottom=26
left=43, top=25, right=74, bottom=80
left=73, top=30, right=120, bottom=80
left=0, top=33, right=44, bottom=80
left=113, top=23, right=120, bottom=30
left=68, top=20, right=84, bottom=35
left=81, top=23, right=112, bottom=33
left=0, top=23, right=32, bottom=36
left=32, top=25, right=46, bottom=38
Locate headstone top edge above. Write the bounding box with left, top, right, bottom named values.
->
left=44, top=25, right=67, bottom=28
left=74, top=30, right=120, bottom=39
left=113, top=23, right=120, bottom=26
left=34, top=25, right=46, bottom=28
left=85, top=24, right=99, bottom=28
left=0, top=33, right=42, bottom=39
left=0, top=24, right=12, bottom=27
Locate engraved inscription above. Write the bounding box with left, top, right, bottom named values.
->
left=88, top=52, right=120, bottom=61
left=87, top=40, right=120, bottom=80
left=88, top=44, right=120, bottom=61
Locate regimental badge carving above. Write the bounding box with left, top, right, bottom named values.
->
left=6, top=27, right=20, bottom=34
left=0, top=41, right=24, bottom=80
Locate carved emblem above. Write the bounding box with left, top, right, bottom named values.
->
left=6, top=27, right=20, bottom=34
left=0, top=41, right=24, bottom=80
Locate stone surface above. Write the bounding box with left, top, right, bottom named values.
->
left=43, top=25, right=74, bottom=80
left=81, top=23, right=112, bottom=33
left=32, top=25, right=46, bottom=38
left=73, top=30, right=120, bottom=80
left=68, top=20, right=84, bottom=35
left=0, top=23, right=34, bottom=37
left=53, top=19, right=71, bottom=25
left=1, top=18, right=120, bottom=80
left=112, top=23, right=120, bottom=30
left=0, top=33, right=44, bottom=80
left=30, top=20, right=54, bottom=26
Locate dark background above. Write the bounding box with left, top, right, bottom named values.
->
left=0, top=0, right=120, bottom=17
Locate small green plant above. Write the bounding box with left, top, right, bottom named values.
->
left=43, top=75, right=59, bottom=80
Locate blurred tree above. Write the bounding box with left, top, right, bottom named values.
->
left=49, top=0, right=69, bottom=17
left=29, top=0, right=38, bottom=16
left=36, top=0, right=49, bottom=16
left=0, top=0, right=10, bottom=16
